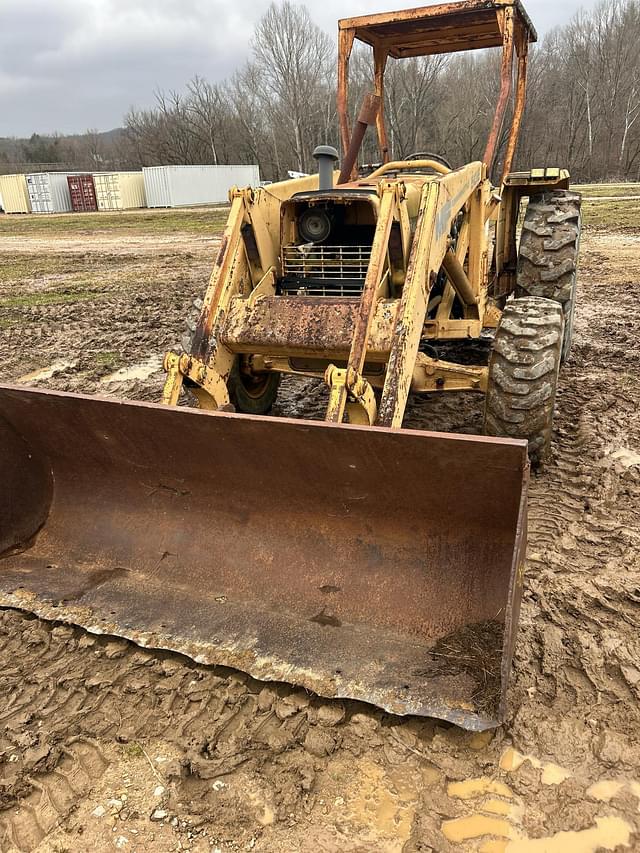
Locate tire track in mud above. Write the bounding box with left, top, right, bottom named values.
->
left=1, top=739, right=108, bottom=853
left=0, top=613, right=366, bottom=850
left=10, top=608, right=626, bottom=853
left=509, top=263, right=640, bottom=773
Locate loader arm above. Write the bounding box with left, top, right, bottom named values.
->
left=378, top=163, right=485, bottom=426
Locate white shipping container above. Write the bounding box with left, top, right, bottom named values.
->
left=143, top=165, right=260, bottom=208
left=93, top=172, right=146, bottom=210
left=26, top=173, right=73, bottom=214
left=0, top=174, right=31, bottom=214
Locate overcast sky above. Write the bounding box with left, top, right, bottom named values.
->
left=1, top=0, right=595, bottom=138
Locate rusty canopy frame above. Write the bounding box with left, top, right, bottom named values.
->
left=337, top=0, right=537, bottom=180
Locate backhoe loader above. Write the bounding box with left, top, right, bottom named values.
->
left=0, top=0, right=581, bottom=731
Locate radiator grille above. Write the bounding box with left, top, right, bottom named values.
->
left=280, top=244, right=371, bottom=296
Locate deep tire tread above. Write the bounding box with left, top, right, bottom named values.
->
left=516, top=190, right=581, bottom=363
left=484, top=297, right=563, bottom=469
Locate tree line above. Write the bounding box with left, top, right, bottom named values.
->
left=2, top=0, right=639, bottom=182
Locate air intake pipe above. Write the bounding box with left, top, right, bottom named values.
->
left=312, top=145, right=340, bottom=191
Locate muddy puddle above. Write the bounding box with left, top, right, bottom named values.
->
left=17, top=359, right=77, bottom=383
left=100, top=354, right=164, bottom=384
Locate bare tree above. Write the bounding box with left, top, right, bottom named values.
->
left=111, top=0, right=640, bottom=183
left=251, top=1, right=334, bottom=172
left=185, top=76, right=230, bottom=165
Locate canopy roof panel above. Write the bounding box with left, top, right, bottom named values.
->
left=339, top=0, right=537, bottom=58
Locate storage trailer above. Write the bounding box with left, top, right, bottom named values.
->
left=143, top=165, right=260, bottom=208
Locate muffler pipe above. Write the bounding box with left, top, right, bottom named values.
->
left=312, top=145, right=340, bottom=191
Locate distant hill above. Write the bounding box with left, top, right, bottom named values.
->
left=61, top=128, right=124, bottom=144
left=0, top=128, right=124, bottom=147
left=0, top=129, right=128, bottom=175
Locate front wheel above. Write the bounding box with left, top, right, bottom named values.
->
left=227, top=357, right=280, bottom=415
left=483, top=297, right=563, bottom=469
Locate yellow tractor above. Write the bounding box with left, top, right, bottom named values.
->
left=0, top=0, right=581, bottom=731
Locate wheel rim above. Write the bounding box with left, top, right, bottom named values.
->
left=237, top=358, right=273, bottom=399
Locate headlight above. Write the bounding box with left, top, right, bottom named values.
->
left=298, top=208, right=332, bottom=243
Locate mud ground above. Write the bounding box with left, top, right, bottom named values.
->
left=0, top=200, right=639, bottom=852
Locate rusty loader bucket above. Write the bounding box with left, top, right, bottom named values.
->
left=0, top=384, right=528, bottom=730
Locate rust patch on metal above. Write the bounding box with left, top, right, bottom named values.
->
left=220, top=296, right=398, bottom=359
left=215, top=234, right=229, bottom=267
left=0, top=383, right=528, bottom=731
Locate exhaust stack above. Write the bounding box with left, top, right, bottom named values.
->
left=312, top=145, right=339, bottom=191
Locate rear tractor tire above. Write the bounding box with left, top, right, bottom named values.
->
left=483, top=297, right=563, bottom=469
left=181, top=297, right=280, bottom=415
left=516, top=190, right=581, bottom=363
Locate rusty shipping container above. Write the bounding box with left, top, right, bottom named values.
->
left=67, top=174, right=98, bottom=212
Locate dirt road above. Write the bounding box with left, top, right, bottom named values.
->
left=0, top=209, right=639, bottom=852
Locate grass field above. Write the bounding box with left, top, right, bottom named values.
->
left=580, top=197, right=640, bottom=228
left=0, top=205, right=229, bottom=236
left=572, top=181, right=640, bottom=197
left=1, top=182, right=637, bottom=239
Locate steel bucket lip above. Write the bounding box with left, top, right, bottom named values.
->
left=0, top=381, right=529, bottom=453
left=0, top=382, right=528, bottom=730
left=0, top=592, right=500, bottom=731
